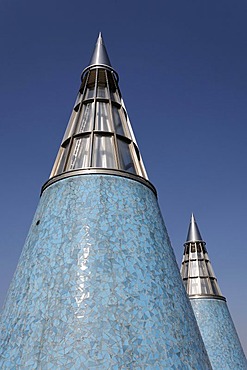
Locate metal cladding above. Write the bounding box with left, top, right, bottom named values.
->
left=186, top=213, right=203, bottom=242
left=0, top=35, right=213, bottom=368
left=88, top=32, right=112, bottom=68
left=181, top=214, right=247, bottom=369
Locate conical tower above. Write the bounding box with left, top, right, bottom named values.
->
left=0, top=35, right=212, bottom=369
left=181, top=214, right=247, bottom=369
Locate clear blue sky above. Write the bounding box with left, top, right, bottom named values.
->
left=0, top=0, right=246, bottom=355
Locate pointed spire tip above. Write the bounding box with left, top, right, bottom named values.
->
left=88, top=33, right=112, bottom=68
left=186, top=213, right=204, bottom=243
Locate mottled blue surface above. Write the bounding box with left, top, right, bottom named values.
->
left=0, top=175, right=212, bottom=369
left=191, top=298, right=247, bottom=370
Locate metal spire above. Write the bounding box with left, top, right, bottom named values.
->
left=181, top=214, right=224, bottom=299
left=186, top=213, right=203, bottom=242
left=89, top=32, right=112, bottom=68
left=44, top=34, right=151, bottom=194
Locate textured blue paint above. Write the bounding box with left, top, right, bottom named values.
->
left=191, top=298, right=247, bottom=369
left=0, top=175, right=212, bottom=369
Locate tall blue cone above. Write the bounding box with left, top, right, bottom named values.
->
left=181, top=214, right=247, bottom=369
left=0, top=34, right=212, bottom=369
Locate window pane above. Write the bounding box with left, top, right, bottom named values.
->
left=68, top=135, right=91, bottom=170
left=183, top=280, right=188, bottom=291
left=181, top=262, right=189, bottom=277
left=206, top=262, right=215, bottom=277
left=117, top=139, right=136, bottom=174
left=77, top=103, right=94, bottom=133
left=62, top=110, right=78, bottom=141
left=97, top=69, right=108, bottom=98
left=85, top=86, right=95, bottom=99
left=198, top=260, right=207, bottom=276
left=190, top=260, right=199, bottom=277
left=112, top=106, right=125, bottom=136
left=211, top=279, right=220, bottom=295
left=201, top=278, right=211, bottom=294
left=189, top=278, right=200, bottom=295
left=92, top=134, right=116, bottom=168
left=84, top=70, right=96, bottom=99
left=54, top=145, right=69, bottom=175
left=97, top=85, right=108, bottom=98
left=107, top=71, right=120, bottom=103
left=95, top=102, right=111, bottom=131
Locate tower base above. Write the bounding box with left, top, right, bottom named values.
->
left=0, top=175, right=211, bottom=369
left=191, top=298, right=247, bottom=369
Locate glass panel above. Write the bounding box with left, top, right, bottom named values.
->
left=197, top=244, right=202, bottom=253
left=189, top=278, right=200, bottom=295
left=131, top=145, right=143, bottom=176
left=181, top=262, right=189, bottom=278
left=183, top=253, right=189, bottom=262
left=206, top=262, right=215, bottom=277
left=189, top=260, right=199, bottom=277
left=183, top=280, right=188, bottom=291
left=97, top=85, right=108, bottom=98
left=92, top=134, right=117, bottom=168
left=211, top=279, right=220, bottom=295
left=62, top=110, right=78, bottom=142
left=190, top=244, right=197, bottom=259
left=112, top=106, right=125, bottom=136
left=117, top=139, right=136, bottom=174
left=74, top=93, right=82, bottom=110
left=201, top=278, right=211, bottom=294
left=77, top=103, right=94, bottom=133
left=107, top=71, right=120, bottom=102
left=97, top=69, right=108, bottom=98
left=197, top=244, right=204, bottom=258
left=197, top=250, right=204, bottom=259
left=95, top=102, right=111, bottom=131
left=84, top=70, right=96, bottom=99
left=68, top=135, right=91, bottom=170
left=55, top=144, right=69, bottom=175
left=85, top=86, right=95, bottom=99
left=198, top=260, right=207, bottom=276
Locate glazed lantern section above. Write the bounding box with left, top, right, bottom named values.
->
left=50, top=54, right=147, bottom=181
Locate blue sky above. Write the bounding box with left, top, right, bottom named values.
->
left=0, top=0, right=247, bottom=355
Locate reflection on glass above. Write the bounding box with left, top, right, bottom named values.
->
left=211, top=279, right=220, bottom=295
left=56, top=145, right=69, bottom=174
left=74, top=93, right=82, bottom=109
left=190, top=260, right=199, bottom=277
left=201, top=278, right=210, bottom=294
left=97, top=70, right=108, bottom=98
left=190, top=246, right=197, bottom=260
left=97, top=85, right=108, bottom=98
left=117, top=139, right=136, bottom=174
left=112, top=106, right=124, bottom=136
left=62, top=109, right=78, bottom=142
left=92, top=134, right=116, bottom=168
left=184, top=253, right=189, bottom=262
left=85, top=86, right=95, bottom=99
left=95, top=102, right=111, bottom=131
left=182, top=263, right=189, bottom=277
left=206, top=262, right=215, bottom=277
left=198, top=260, right=207, bottom=276
left=183, top=280, right=188, bottom=291
left=77, top=104, right=94, bottom=133
left=110, top=90, right=119, bottom=102
left=189, top=278, right=200, bottom=295
left=107, top=71, right=119, bottom=102
left=69, top=135, right=90, bottom=170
